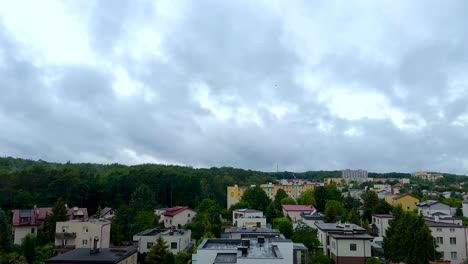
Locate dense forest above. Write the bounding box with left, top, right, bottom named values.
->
left=1, top=156, right=467, bottom=215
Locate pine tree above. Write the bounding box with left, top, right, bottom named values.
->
left=146, top=236, right=174, bottom=264
left=22, top=234, right=36, bottom=264
left=0, top=209, right=13, bottom=253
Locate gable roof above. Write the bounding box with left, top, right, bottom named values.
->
left=392, top=192, right=417, bottom=200
left=12, top=208, right=52, bottom=226
left=282, top=205, right=315, bottom=212
left=162, top=206, right=191, bottom=217
left=417, top=200, right=449, bottom=208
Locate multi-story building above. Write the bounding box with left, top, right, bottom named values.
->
left=463, top=200, right=468, bottom=218
left=370, top=214, right=393, bottom=237
left=282, top=205, right=316, bottom=223
left=45, top=247, right=137, bottom=264
left=384, top=193, right=419, bottom=211
left=54, top=219, right=110, bottom=252
left=315, top=222, right=373, bottom=263
left=11, top=207, right=51, bottom=245
left=132, top=228, right=192, bottom=255
left=232, top=209, right=266, bottom=228
left=192, top=236, right=309, bottom=264
left=300, top=211, right=324, bottom=229
left=159, top=206, right=196, bottom=228
left=224, top=226, right=282, bottom=239
left=427, top=220, right=468, bottom=264
left=417, top=200, right=453, bottom=217
left=342, top=169, right=368, bottom=182
left=413, top=172, right=444, bottom=182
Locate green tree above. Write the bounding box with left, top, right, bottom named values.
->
left=174, top=252, right=192, bottom=264
left=44, top=198, right=68, bottom=243
left=22, top=234, right=36, bottom=264
left=314, top=186, right=328, bottom=212
left=129, top=184, right=156, bottom=213
left=309, top=251, right=332, bottom=264
left=362, top=219, right=371, bottom=235
left=324, top=200, right=345, bottom=223
left=366, top=257, right=381, bottom=264
left=291, top=224, right=321, bottom=254
left=146, top=236, right=174, bottom=264
left=346, top=208, right=361, bottom=225
left=132, top=211, right=158, bottom=234
left=326, top=183, right=342, bottom=202
left=274, top=189, right=289, bottom=210
left=110, top=218, right=123, bottom=246
left=265, top=202, right=283, bottom=224
left=273, top=217, right=293, bottom=239
left=0, top=209, right=13, bottom=253
left=374, top=199, right=393, bottom=214
left=297, top=190, right=316, bottom=206
left=343, top=193, right=361, bottom=212
left=361, top=191, right=379, bottom=211
left=241, top=186, right=271, bottom=212
left=280, top=197, right=296, bottom=205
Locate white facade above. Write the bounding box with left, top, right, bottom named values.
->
left=371, top=215, right=392, bottom=237
left=54, top=220, right=110, bottom=251
left=160, top=207, right=196, bottom=228
left=417, top=200, right=453, bottom=216
left=428, top=221, right=468, bottom=264
left=463, top=201, right=468, bottom=218
left=329, top=235, right=372, bottom=261
left=13, top=226, right=38, bottom=245
left=133, top=228, right=192, bottom=255
left=233, top=209, right=266, bottom=228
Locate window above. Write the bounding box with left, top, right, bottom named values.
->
left=62, top=226, right=68, bottom=233
left=83, top=226, right=88, bottom=233
left=436, top=237, right=443, bottom=244
left=436, top=228, right=442, bottom=232
left=147, top=242, right=154, bottom=249
left=350, top=244, right=357, bottom=251
left=82, top=239, right=88, bottom=246
left=31, top=228, right=35, bottom=234
left=62, top=239, right=68, bottom=246
left=450, top=237, right=456, bottom=245
left=450, top=228, right=455, bottom=232
left=171, top=242, right=177, bottom=249
left=451, top=252, right=457, bottom=260
left=332, top=241, right=336, bottom=249
left=188, top=213, right=191, bottom=217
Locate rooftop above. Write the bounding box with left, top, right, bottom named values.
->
left=372, top=214, right=393, bottom=218
left=329, top=233, right=373, bottom=240
left=225, top=226, right=280, bottom=235
left=282, top=204, right=315, bottom=211
left=45, top=247, right=137, bottom=263
left=199, top=238, right=284, bottom=259
left=133, top=228, right=188, bottom=239
left=315, top=222, right=365, bottom=232
left=425, top=220, right=465, bottom=228
left=233, top=208, right=262, bottom=213
left=417, top=200, right=449, bottom=207
left=162, top=206, right=191, bottom=217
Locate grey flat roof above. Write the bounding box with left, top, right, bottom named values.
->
left=134, top=228, right=187, bottom=237
left=45, top=247, right=136, bottom=263
left=425, top=220, right=465, bottom=228
left=315, top=223, right=365, bottom=232
left=329, top=233, right=373, bottom=240
left=233, top=208, right=262, bottom=213
left=214, top=253, right=237, bottom=263
left=225, top=227, right=280, bottom=234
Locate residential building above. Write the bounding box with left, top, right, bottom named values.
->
left=370, top=214, right=393, bottom=237
left=342, top=169, right=369, bottom=182
left=417, top=200, right=453, bottom=216
left=324, top=178, right=348, bottom=185
left=282, top=205, right=316, bottom=223
left=192, top=236, right=309, bottom=264
left=45, top=247, right=137, bottom=264
left=98, top=207, right=115, bottom=220
left=300, top=211, right=324, bottom=229
left=227, top=185, right=248, bottom=208
left=160, top=206, right=196, bottom=228
left=66, top=206, right=88, bottom=221
left=463, top=200, right=468, bottom=218
left=11, top=207, right=51, bottom=245
left=232, top=209, right=266, bottom=228
left=315, top=222, right=373, bottom=263
left=132, top=228, right=192, bottom=255
left=384, top=193, right=419, bottom=211
left=224, top=226, right=282, bottom=239
left=427, top=220, right=468, bottom=264
left=413, top=171, right=444, bottom=182
left=54, top=219, right=110, bottom=253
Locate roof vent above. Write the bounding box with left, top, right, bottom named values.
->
left=258, top=236, right=265, bottom=244
left=241, top=239, right=250, bottom=248
left=238, top=247, right=248, bottom=257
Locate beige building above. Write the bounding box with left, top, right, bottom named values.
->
left=54, top=219, right=111, bottom=252
left=133, top=228, right=192, bottom=255
left=384, top=193, right=419, bottom=211
left=413, top=171, right=444, bottom=182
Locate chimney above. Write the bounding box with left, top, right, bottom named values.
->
left=238, top=247, right=248, bottom=257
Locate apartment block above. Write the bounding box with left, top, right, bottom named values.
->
left=54, top=219, right=110, bottom=252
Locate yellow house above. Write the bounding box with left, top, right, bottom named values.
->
left=227, top=185, right=247, bottom=208
left=385, top=193, right=419, bottom=211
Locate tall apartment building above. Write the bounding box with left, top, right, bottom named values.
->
left=342, top=169, right=368, bottom=181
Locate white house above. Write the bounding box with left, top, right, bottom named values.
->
left=426, top=220, right=468, bottom=264
left=54, top=219, right=111, bottom=253
left=417, top=200, right=453, bottom=216
left=282, top=205, right=316, bottom=223
left=133, top=228, right=192, bottom=255
left=370, top=214, right=393, bottom=238
left=315, top=222, right=373, bottom=263
left=232, top=209, right=266, bottom=228
left=160, top=206, right=196, bottom=228
left=300, top=211, right=324, bottom=229
left=192, top=236, right=308, bottom=264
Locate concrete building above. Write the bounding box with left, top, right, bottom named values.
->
left=426, top=220, right=468, bottom=264
left=54, top=219, right=110, bottom=252
left=384, top=193, right=419, bottom=211
left=11, top=207, right=51, bottom=245
left=417, top=200, right=453, bottom=216
left=315, top=222, right=373, bottom=263
left=160, top=206, right=196, bottom=228
left=463, top=200, right=468, bottom=218
left=224, top=226, right=282, bottom=239
left=370, top=214, right=393, bottom=237
left=45, top=247, right=137, bottom=264
left=300, top=211, right=324, bottom=229
left=98, top=207, right=115, bottom=220
left=413, top=172, right=444, bottom=182
left=282, top=205, right=316, bottom=223
left=232, top=209, right=267, bottom=228
left=192, top=236, right=309, bottom=264
left=342, top=169, right=368, bottom=182
left=132, top=228, right=192, bottom=255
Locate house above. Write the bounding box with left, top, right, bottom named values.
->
left=426, top=220, right=468, bottom=264
left=11, top=207, right=52, bottom=245
left=315, top=222, right=373, bottom=263
left=66, top=206, right=88, bottom=221
left=417, top=200, right=453, bottom=216
left=133, top=228, right=192, bottom=255
left=282, top=205, right=316, bottom=223
left=224, top=226, right=282, bottom=239
left=463, top=200, right=468, bottom=218
left=192, top=236, right=309, bottom=264
left=384, top=193, right=419, bottom=211
left=370, top=214, right=393, bottom=237
left=300, top=211, right=324, bottom=229
left=45, top=247, right=137, bottom=264
left=54, top=219, right=111, bottom=253
left=160, top=206, right=196, bottom=228
left=232, top=209, right=266, bottom=228
left=98, top=207, right=115, bottom=220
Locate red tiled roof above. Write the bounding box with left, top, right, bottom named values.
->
left=12, top=208, right=52, bottom=226
left=282, top=205, right=316, bottom=211
left=162, top=206, right=189, bottom=217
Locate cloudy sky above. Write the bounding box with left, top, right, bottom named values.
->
left=1, top=1, right=467, bottom=174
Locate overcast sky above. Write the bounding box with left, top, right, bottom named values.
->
left=1, top=1, right=467, bottom=174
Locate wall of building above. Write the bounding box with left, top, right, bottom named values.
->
left=235, top=217, right=267, bottom=228
left=329, top=237, right=371, bottom=259
left=418, top=203, right=452, bottom=216
left=371, top=216, right=391, bottom=237
left=134, top=230, right=191, bottom=255
left=462, top=202, right=468, bottom=218
left=55, top=221, right=110, bottom=249
left=162, top=210, right=196, bottom=228
left=13, top=226, right=37, bottom=245
left=431, top=226, right=468, bottom=264
left=116, top=252, right=138, bottom=264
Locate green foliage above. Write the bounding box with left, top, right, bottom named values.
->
left=343, top=193, right=361, bottom=212
left=280, top=197, right=296, bottom=205
left=366, top=257, right=381, bottom=264
left=313, top=187, right=328, bottom=212
left=21, top=234, right=36, bottom=264
left=274, top=189, right=289, bottom=210
left=362, top=219, right=371, bottom=235
left=361, top=191, right=379, bottom=211
left=129, top=184, right=156, bottom=213
left=374, top=199, right=393, bottom=215
left=110, top=218, right=123, bottom=246
left=43, top=198, right=68, bottom=243
left=324, top=200, right=344, bottom=223
left=186, top=199, right=222, bottom=239
left=346, top=208, right=361, bottom=225
left=383, top=206, right=437, bottom=264
left=146, top=236, right=174, bottom=264
left=265, top=202, right=283, bottom=223
left=174, top=252, right=192, bottom=264
left=34, top=243, right=55, bottom=264
left=291, top=224, right=321, bottom=254
left=272, top=217, right=293, bottom=239
left=132, top=211, right=159, bottom=234
left=309, top=251, right=332, bottom=264
left=0, top=209, right=12, bottom=253
left=326, top=183, right=342, bottom=202
left=241, top=186, right=271, bottom=213
left=297, top=190, right=316, bottom=206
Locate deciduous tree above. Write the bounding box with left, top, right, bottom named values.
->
left=273, top=217, right=293, bottom=239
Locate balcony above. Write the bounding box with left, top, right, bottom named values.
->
left=55, top=232, right=76, bottom=239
